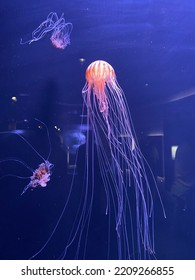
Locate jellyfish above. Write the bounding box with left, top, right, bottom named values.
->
left=20, top=12, right=73, bottom=50
left=0, top=120, right=53, bottom=195
left=20, top=160, right=53, bottom=195
left=77, top=60, right=158, bottom=259
left=30, top=61, right=164, bottom=260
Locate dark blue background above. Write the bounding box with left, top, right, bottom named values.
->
left=1, top=0, right=195, bottom=259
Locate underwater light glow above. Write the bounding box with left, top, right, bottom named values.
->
left=11, top=96, right=17, bottom=102
left=171, top=146, right=178, bottom=160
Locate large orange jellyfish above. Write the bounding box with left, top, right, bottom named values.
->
left=77, top=60, right=156, bottom=259
left=31, top=60, right=164, bottom=260
left=58, top=60, right=164, bottom=259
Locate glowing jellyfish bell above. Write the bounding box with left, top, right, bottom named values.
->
left=84, top=60, right=115, bottom=115
left=81, top=60, right=164, bottom=259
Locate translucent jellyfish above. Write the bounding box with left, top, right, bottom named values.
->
left=31, top=61, right=164, bottom=260
left=20, top=160, right=53, bottom=195
left=20, top=12, right=73, bottom=50
left=78, top=60, right=159, bottom=259
left=0, top=120, right=53, bottom=195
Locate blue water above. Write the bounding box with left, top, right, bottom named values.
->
left=1, top=0, right=195, bottom=259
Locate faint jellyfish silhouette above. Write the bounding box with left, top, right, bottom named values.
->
left=20, top=12, right=73, bottom=50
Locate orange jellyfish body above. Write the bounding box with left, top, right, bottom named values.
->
left=84, top=60, right=116, bottom=115
left=85, top=60, right=115, bottom=84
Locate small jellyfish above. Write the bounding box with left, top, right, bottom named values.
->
left=21, top=160, right=53, bottom=195
left=0, top=119, right=53, bottom=195
left=20, top=12, right=73, bottom=50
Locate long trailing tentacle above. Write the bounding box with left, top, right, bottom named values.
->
left=34, top=118, right=52, bottom=160
left=0, top=157, right=33, bottom=172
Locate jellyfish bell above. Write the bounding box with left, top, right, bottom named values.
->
left=84, top=60, right=116, bottom=114
left=85, top=60, right=115, bottom=84
left=50, top=15, right=73, bottom=50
